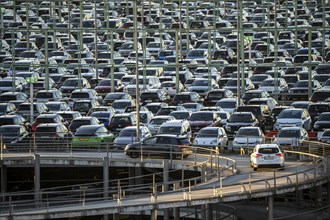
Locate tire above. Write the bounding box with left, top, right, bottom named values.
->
left=130, top=151, right=138, bottom=158
left=253, top=167, right=257, bottom=171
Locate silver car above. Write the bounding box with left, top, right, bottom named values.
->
left=113, top=126, right=151, bottom=149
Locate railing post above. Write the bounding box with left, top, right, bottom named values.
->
left=34, top=153, right=40, bottom=207
left=103, top=156, right=109, bottom=220
left=268, top=196, right=274, bottom=220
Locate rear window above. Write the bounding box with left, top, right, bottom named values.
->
left=258, top=147, right=279, bottom=154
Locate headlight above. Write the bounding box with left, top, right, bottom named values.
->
left=124, top=145, right=130, bottom=151
left=314, top=124, right=319, bottom=128
left=233, top=140, right=238, bottom=145
left=194, top=140, right=198, bottom=144
left=225, top=125, right=231, bottom=131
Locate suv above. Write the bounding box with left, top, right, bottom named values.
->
left=274, top=108, right=312, bottom=131
left=67, top=89, right=102, bottom=108
left=124, top=76, right=161, bottom=97
left=140, top=89, right=171, bottom=105
left=108, top=113, right=137, bottom=134
left=34, top=123, right=71, bottom=144
left=69, top=116, right=101, bottom=134
left=17, top=102, right=49, bottom=122
left=31, top=114, right=68, bottom=132
left=57, top=111, right=82, bottom=124
left=235, top=105, right=272, bottom=131
left=33, top=89, right=63, bottom=103
left=307, top=102, right=330, bottom=125
left=225, top=112, right=259, bottom=135
left=250, top=144, right=285, bottom=171
left=124, top=134, right=192, bottom=159
left=72, top=99, right=100, bottom=116
left=0, top=114, right=32, bottom=132
left=203, top=89, right=234, bottom=106
left=172, top=92, right=203, bottom=105
left=157, top=119, right=192, bottom=141
left=189, top=111, right=222, bottom=134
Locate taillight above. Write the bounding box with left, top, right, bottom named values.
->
left=255, top=153, right=262, bottom=157
left=276, top=153, right=284, bottom=157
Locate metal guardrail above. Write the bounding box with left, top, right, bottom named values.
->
left=0, top=143, right=328, bottom=219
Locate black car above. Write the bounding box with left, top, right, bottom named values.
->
left=235, top=105, right=272, bottom=131
left=172, top=92, right=203, bottom=105
left=102, top=92, right=133, bottom=106
left=307, top=102, right=330, bottom=124
left=124, top=134, right=192, bottom=159
left=225, top=112, right=259, bottom=135
left=203, top=89, right=234, bottom=106
left=0, top=114, right=32, bottom=132
left=108, top=113, right=137, bottom=134
left=140, top=89, right=171, bottom=105
left=0, top=125, right=29, bottom=144
left=313, top=112, right=330, bottom=131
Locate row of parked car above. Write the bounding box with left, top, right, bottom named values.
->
left=0, top=0, right=330, bottom=162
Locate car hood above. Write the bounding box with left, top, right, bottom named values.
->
left=189, top=121, right=213, bottom=126
left=276, top=118, right=301, bottom=124
left=193, top=137, right=217, bottom=145
left=233, top=137, right=263, bottom=142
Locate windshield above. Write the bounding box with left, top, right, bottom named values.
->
left=196, top=129, right=218, bottom=137
left=228, top=114, right=252, bottom=122
left=217, top=101, right=236, bottom=108
left=118, top=129, right=137, bottom=137
left=237, top=128, right=260, bottom=137
left=192, top=80, right=209, bottom=86
left=278, top=110, right=302, bottom=119
left=190, top=113, right=213, bottom=121
left=0, top=127, right=19, bottom=135
left=278, top=130, right=300, bottom=137
left=150, top=118, right=169, bottom=125
left=158, top=126, right=181, bottom=134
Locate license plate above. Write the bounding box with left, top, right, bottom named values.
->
left=145, top=100, right=152, bottom=102
left=79, top=138, right=88, bottom=141
left=264, top=156, right=274, bottom=160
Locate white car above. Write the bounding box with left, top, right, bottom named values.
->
left=232, top=127, right=265, bottom=149
left=273, top=108, right=312, bottom=131
left=147, top=115, right=176, bottom=135
left=193, top=127, right=228, bottom=148
left=250, top=144, right=285, bottom=171
left=273, top=126, right=309, bottom=147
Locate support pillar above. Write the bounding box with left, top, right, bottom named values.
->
left=113, top=213, right=119, bottom=220
left=151, top=209, right=158, bottom=220
left=268, top=196, right=274, bottom=220
left=34, top=154, right=40, bottom=206
left=201, top=205, right=206, bottom=220
left=327, top=182, right=330, bottom=220
left=129, top=167, right=143, bottom=220
left=1, top=164, right=7, bottom=193
left=296, top=189, right=304, bottom=207
left=163, top=160, right=169, bottom=220
left=103, top=156, right=109, bottom=220
left=206, top=203, right=213, bottom=220
left=173, top=207, right=180, bottom=220
left=315, top=185, right=322, bottom=208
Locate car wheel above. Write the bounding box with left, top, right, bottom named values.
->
left=130, top=151, right=139, bottom=158
left=253, top=167, right=258, bottom=171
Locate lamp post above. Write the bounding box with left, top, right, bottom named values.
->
left=133, top=0, right=140, bottom=140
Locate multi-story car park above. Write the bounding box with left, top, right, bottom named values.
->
left=1, top=0, right=330, bottom=219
